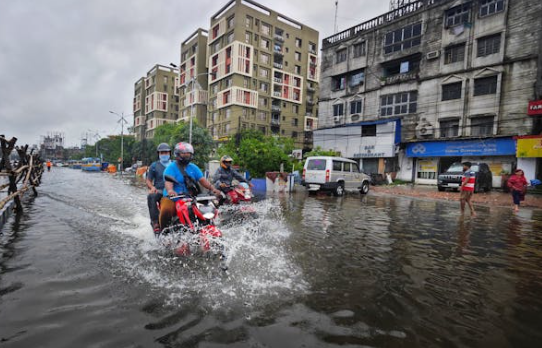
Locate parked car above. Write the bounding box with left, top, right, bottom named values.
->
left=302, top=156, right=371, bottom=196
left=437, top=162, right=492, bottom=193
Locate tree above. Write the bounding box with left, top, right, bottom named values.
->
left=144, top=121, right=214, bottom=168
left=303, top=146, right=340, bottom=158
left=217, top=131, right=294, bottom=178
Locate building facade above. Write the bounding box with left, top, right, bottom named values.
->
left=133, top=64, right=180, bottom=140
left=178, top=29, right=209, bottom=128
left=317, top=0, right=542, bottom=184
left=206, top=0, right=319, bottom=149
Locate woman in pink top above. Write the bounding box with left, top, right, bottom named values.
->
left=507, top=169, right=528, bottom=212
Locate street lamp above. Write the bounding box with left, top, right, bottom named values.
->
left=184, top=72, right=215, bottom=143
left=109, top=111, right=132, bottom=175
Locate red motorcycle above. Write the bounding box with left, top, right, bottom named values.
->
left=221, top=181, right=253, bottom=205
left=218, top=181, right=258, bottom=223
left=158, top=183, right=226, bottom=270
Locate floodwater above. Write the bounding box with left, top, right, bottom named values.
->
left=1, top=169, right=542, bottom=348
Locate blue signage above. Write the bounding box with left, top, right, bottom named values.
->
left=406, top=138, right=516, bottom=158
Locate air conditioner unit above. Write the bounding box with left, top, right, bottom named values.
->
left=416, top=122, right=434, bottom=137
left=426, top=50, right=440, bottom=60
left=333, top=116, right=342, bottom=123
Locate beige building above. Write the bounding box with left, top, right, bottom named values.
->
left=206, top=0, right=319, bottom=149
left=178, top=29, right=209, bottom=128
left=133, top=64, right=180, bottom=140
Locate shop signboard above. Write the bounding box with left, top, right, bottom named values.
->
left=527, top=100, right=542, bottom=116
left=406, top=138, right=516, bottom=158
left=516, top=136, right=542, bottom=158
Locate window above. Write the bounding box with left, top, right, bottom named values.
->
left=477, top=34, right=501, bottom=57
left=474, top=75, right=498, bottom=96
left=259, top=97, right=268, bottom=107
left=260, top=67, right=269, bottom=78
left=227, top=15, right=235, bottom=29
left=353, top=42, right=366, bottom=57
left=292, top=118, right=299, bottom=126
left=260, top=52, right=270, bottom=64
left=471, top=116, right=494, bottom=136
left=336, top=48, right=347, bottom=63
left=260, top=39, right=269, bottom=50
left=295, top=51, right=301, bottom=61
left=480, top=0, right=504, bottom=17
left=295, top=38, right=302, bottom=48
left=294, top=65, right=301, bottom=74
left=349, top=70, right=365, bottom=87
left=293, top=105, right=299, bottom=113
left=444, top=44, right=465, bottom=64
left=382, top=55, right=420, bottom=76
left=227, top=32, right=234, bottom=44
left=261, top=23, right=271, bottom=35
left=309, top=42, right=317, bottom=53
left=260, top=82, right=269, bottom=92
left=442, top=82, right=462, bottom=101
left=380, top=92, right=417, bottom=116
left=362, top=124, right=377, bottom=136
left=440, top=119, right=460, bottom=137
left=292, top=131, right=298, bottom=138
left=245, top=32, right=251, bottom=43
left=384, top=22, right=422, bottom=54
left=350, top=100, right=362, bottom=114
left=445, top=3, right=471, bottom=28
left=333, top=103, right=345, bottom=116
left=332, top=75, right=346, bottom=90
left=333, top=161, right=342, bottom=171
left=245, top=15, right=252, bottom=28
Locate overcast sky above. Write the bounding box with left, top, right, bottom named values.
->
left=0, top=0, right=389, bottom=147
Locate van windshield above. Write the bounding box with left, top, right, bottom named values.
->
left=307, top=159, right=326, bottom=170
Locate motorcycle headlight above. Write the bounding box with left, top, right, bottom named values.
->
left=203, top=212, right=215, bottom=219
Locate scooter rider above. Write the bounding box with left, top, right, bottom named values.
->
left=146, top=143, right=171, bottom=234
left=213, top=155, right=251, bottom=191
left=159, top=142, right=222, bottom=230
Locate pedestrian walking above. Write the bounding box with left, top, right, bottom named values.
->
left=507, top=168, right=528, bottom=212
left=46, top=160, right=52, bottom=172
left=460, top=162, right=476, bottom=217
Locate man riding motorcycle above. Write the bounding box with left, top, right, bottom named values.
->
left=159, top=142, right=221, bottom=230
left=146, top=143, right=171, bottom=234
left=213, top=155, right=251, bottom=191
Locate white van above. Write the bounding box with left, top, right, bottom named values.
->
left=302, top=156, right=371, bottom=196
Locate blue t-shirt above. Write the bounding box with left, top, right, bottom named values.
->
left=147, top=161, right=169, bottom=190
left=162, top=162, right=203, bottom=196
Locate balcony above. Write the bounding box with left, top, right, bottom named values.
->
left=310, top=61, right=317, bottom=67
left=273, top=62, right=283, bottom=69
left=273, top=91, right=282, bottom=98
left=273, top=49, right=284, bottom=57
left=271, top=105, right=281, bottom=112
left=271, top=118, right=280, bottom=125
left=306, top=98, right=315, bottom=106
left=309, top=49, right=317, bottom=55
left=307, top=86, right=315, bottom=92
left=273, top=77, right=283, bottom=83
left=384, top=71, right=419, bottom=85
left=274, top=34, right=284, bottom=42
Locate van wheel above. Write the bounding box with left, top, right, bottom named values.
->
left=360, top=181, right=369, bottom=194
left=483, top=186, right=490, bottom=192
left=334, top=184, right=344, bottom=197
left=438, top=186, right=445, bottom=192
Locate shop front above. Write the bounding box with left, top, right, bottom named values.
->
left=313, top=119, right=401, bottom=175
left=516, top=135, right=542, bottom=182
left=406, top=137, right=516, bottom=187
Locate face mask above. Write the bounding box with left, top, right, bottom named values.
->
left=159, top=155, right=170, bottom=164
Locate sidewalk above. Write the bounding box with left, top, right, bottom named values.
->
left=371, top=184, right=542, bottom=209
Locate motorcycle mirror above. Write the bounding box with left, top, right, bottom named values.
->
left=165, top=175, right=180, bottom=184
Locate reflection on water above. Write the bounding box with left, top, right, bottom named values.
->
left=1, top=169, right=542, bottom=347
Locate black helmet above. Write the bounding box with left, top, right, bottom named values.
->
left=157, top=143, right=171, bottom=153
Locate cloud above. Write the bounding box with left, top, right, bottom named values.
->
left=0, top=0, right=388, bottom=147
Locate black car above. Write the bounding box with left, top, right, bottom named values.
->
left=437, top=162, right=492, bottom=192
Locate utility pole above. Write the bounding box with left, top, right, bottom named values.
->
left=109, top=111, right=129, bottom=175
left=334, top=0, right=339, bottom=34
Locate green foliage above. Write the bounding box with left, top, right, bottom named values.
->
left=303, top=146, right=340, bottom=158
left=88, top=135, right=136, bottom=166
left=131, top=121, right=214, bottom=168
left=217, top=131, right=295, bottom=178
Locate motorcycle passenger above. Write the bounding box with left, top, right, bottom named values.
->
left=213, top=155, right=251, bottom=191
left=146, top=143, right=171, bottom=234
left=159, top=142, right=222, bottom=230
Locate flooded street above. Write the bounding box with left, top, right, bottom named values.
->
left=1, top=169, right=542, bottom=347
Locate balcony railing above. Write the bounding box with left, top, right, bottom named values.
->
left=273, top=91, right=282, bottom=97
left=307, top=86, right=315, bottom=92
left=274, top=34, right=284, bottom=42
left=306, top=98, right=315, bottom=105
left=271, top=105, right=281, bottom=112
left=271, top=119, right=280, bottom=125
left=273, top=62, right=283, bottom=69
left=273, top=77, right=283, bottom=83
left=273, top=49, right=284, bottom=56
left=384, top=71, right=419, bottom=85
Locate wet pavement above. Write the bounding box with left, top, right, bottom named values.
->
left=1, top=169, right=542, bottom=347
left=372, top=184, right=542, bottom=209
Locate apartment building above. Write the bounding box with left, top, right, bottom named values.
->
left=317, top=0, right=542, bottom=184
left=178, top=29, right=209, bottom=128
left=133, top=64, right=180, bottom=140
left=206, top=0, right=319, bottom=149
